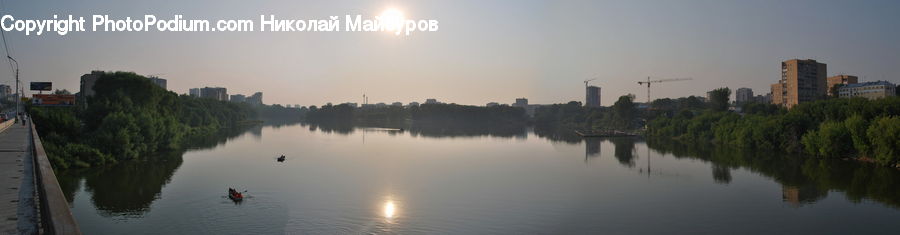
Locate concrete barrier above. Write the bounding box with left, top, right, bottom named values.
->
left=30, top=123, right=81, bottom=234
left=0, top=118, right=15, bottom=133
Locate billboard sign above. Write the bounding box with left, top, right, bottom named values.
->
left=31, top=94, right=75, bottom=106
left=30, top=82, right=52, bottom=91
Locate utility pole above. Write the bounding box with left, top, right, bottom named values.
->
left=8, top=56, right=18, bottom=123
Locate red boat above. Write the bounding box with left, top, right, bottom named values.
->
left=228, top=188, right=244, bottom=201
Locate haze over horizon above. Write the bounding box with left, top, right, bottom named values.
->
left=1, top=0, right=898, bottom=106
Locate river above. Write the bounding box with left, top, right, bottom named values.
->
left=57, top=122, right=900, bottom=234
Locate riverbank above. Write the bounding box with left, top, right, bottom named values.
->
left=28, top=71, right=257, bottom=169
left=646, top=97, right=900, bottom=167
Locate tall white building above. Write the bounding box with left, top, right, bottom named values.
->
left=148, top=76, right=167, bottom=90
left=189, top=88, right=201, bottom=97
left=736, top=88, right=753, bottom=104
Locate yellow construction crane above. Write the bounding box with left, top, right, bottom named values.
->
left=637, top=77, right=692, bottom=103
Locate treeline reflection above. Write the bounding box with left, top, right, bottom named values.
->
left=300, top=121, right=899, bottom=209
left=59, top=120, right=900, bottom=218
left=645, top=138, right=900, bottom=208
left=301, top=121, right=529, bottom=139
left=57, top=121, right=289, bottom=217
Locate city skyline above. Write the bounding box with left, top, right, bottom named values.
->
left=1, top=0, right=899, bottom=106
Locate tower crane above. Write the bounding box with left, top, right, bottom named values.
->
left=636, top=77, right=692, bottom=103
left=584, top=78, right=597, bottom=88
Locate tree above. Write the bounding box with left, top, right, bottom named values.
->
left=678, top=96, right=706, bottom=111
left=29, top=71, right=256, bottom=169
left=867, top=116, right=900, bottom=165
left=708, top=87, right=731, bottom=112
left=801, top=121, right=852, bottom=158
left=612, top=94, right=636, bottom=129
left=843, top=114, right=870, bottom=157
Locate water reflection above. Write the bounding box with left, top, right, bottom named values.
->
left=62, top=120, right=900, bottom=231
left=782, top=185, right=827, bottom=207
left=59, top=151, right=183, bottom=217
left=302, top=121, right=529, bottom=139
left=646, top=138, right=900, bottom=208
left=300, top=122, right=900, bottom=210
left=57, top=121, right=296, bottom=217
left=584, top=137, right=601, bottom=161
left=711, top=164, right=733, bottom=184
left=383, top=200, right=397, bottom=220
left=610, top=137, right=637, bottom=168
left=533, top=126, right=582, bottom=144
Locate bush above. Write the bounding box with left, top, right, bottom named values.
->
left=867, top=116, right=900, bottom=165
left=28, top=71, right=256, bottom=169
left=648, top=96, right=900, bottom=166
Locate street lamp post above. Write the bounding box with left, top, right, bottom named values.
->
left=7, top=56, right=18, bottom=123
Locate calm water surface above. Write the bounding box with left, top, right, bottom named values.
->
left=58, top=123, right=900, bottom=234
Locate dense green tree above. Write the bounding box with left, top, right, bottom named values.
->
left=612, top=94, right=636, bottom=129
left=844, top=114, right=871, bottom=157
left=648, top=96, right=900, bottom=166
left=708, top=87, right=731, bottom=112
left=801, top=121, right=852, bottom=158
left=867, top=116, right=900, bottom=165
left=29, top=71, right=256, bottom=169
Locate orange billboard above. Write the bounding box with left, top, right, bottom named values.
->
left=32, top=94, right=76, bottom=106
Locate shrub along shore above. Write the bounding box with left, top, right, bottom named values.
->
left=29, top=72, right=256, bottom=169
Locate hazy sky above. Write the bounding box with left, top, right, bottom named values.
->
left=1, top=0, right=898, bottom=106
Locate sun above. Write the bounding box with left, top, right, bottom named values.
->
left=379, top=8, right=405, bottom=33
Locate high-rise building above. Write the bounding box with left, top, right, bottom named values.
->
left=826, top=75, right=858, bottom=97
left=838, top=81, right=896, bottom=100
left=513, top=98, right=528, bottom=107
left=754, top=93, right=772, bottom=104
left=79, top=70, right=104, bottom=98
left=189, top=88, right=201, bottom=97
left=246, top=92, right=263, bottom=105
left=78, top=70, right=105, bottom=107
left=735, top=88, right=753, bottom=104
left=0, top=84, right=11, bottom=101
left=230, top=94, right=246, bottom=102
left=148, top=76, right=167, bottom=90
left=200, top=87, right=228, bottom=101
left=771, top=59, right=827, bottom=108
left=585, top=86, right=601, bottom=107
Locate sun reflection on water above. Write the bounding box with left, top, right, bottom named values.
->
left=383, top=200, right=396, bottom=219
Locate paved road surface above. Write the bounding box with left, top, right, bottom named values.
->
left=0, top=121, right=37, bottom=234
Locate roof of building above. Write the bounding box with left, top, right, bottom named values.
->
left=841, top=80, right=895, bottom=89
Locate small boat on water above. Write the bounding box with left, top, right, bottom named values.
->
left=277, top=155, right=286, bottom=162
left=228, top=188, right=244, bottom=201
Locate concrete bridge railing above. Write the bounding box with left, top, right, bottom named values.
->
left=30, top=123, right=81, bottom=234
